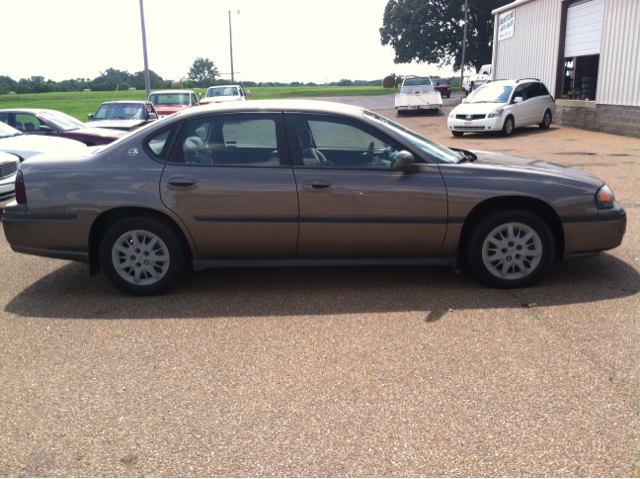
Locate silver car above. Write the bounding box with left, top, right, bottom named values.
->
left=2, top=100, right=626, bottom=295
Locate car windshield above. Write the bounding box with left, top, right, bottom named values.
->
left=466, top=84, right=513, bottom=103
left=206, top=87, right=239, bottom=98
left=149, top=93, right=190, bottom=106
left=0, top=121, right=22, bottom=138
left=403, top=77, right=431, bottom=86
left=94, top=103, right=145, bottom=120
left=363, top=110, right=460, bottom=164
left=40, top=111, right=86, bottom=131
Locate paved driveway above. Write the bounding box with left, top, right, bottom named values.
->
left=1, top=99, right=639, bottom=476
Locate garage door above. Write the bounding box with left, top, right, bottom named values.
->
left=564, top=0, right=605, bottom=57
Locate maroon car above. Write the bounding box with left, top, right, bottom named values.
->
left=432, top=79, right=452, bottom=98
left=0, top=109, right=127, bottom=146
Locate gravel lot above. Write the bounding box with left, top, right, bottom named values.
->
left=1, top=97, right=639, bottom=477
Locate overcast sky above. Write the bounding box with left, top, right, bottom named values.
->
left=3, top=0, right=456, bottom=84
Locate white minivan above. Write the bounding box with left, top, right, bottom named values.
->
left=447, top=79, right=555, bottom=137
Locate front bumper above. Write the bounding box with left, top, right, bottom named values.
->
left=561, top=207, right=627, bottom=260
left=0, top=173, right=17, bottom=207
left=447, top=116, right=505, bottom=133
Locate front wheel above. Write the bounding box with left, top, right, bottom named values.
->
left=502, top=116, right=514, bottom=136
left=452, top=131, right=464, bottom=137
left=100, top=217, right=186, bottom=296
left=466, top=210, right=555, bottom=288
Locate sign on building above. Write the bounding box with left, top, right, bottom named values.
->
left=498, top=9, right=515, bottom=41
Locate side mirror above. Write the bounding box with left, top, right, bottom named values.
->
left=513, top=96, right=523, bottom=103
left=87, top=113, right=94, bottom=120
left=246, top=90, right=251, bottom=96
left=199, top=92, right=202, bottom=97
left=395, top=150, right=415, bottom=170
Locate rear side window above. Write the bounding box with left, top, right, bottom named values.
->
left=144, top=124, right=179, bottom=160
left=169, top=113, right=286, bottom=167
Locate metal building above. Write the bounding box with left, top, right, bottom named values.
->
left=491, top=0, right=640, bottom=138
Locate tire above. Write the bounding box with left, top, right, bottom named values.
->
left=397, top=110, right=403, bottom=116
left=581, top=82, right=596, bottom=89
left=582, top=76, right=597, bottom=83
left=100, top=217, right=186, bottom=296
left=470, top=82, right=475, bottom=92
left=502, top=116, right=515, bottom=136
left=539, top=109, right=552, bottom=129
left=452, top=131, right=464, bottom=137
left=466, top=210, right=555, bottom=289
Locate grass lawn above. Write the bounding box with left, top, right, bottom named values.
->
left=0, top=86, right=396, bottom=122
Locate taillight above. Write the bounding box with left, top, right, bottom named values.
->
left=551, top=95, right=555, bottom=104
left=15, top=169, right=27, bottom=204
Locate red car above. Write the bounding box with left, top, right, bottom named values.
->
left=0, top=109, right=127, bottom=146
left=432, top=79, right=452, bottom=98
left=147, top=90, right=200, bottom=117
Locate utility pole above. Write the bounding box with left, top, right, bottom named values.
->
left=460, top=0, right=468, bottom=94
left=229, top=10, right=234, bottom=82
left=139, top=0, right=151, bottom=98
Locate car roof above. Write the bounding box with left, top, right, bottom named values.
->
left=0, top=108, right=65, bottom=114
left=176, top=99, right=364, bottom=120
left=98, top=101, right=151, bottom=105
left=207, top=84, right=242, bottom=89
left=149, top=90, right=196, bottom=95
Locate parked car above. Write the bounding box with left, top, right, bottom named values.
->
left=468, top=64, right=492, bottom=92
left=0, top=122, right=88, bottom=205
left=0, top=108, right=127, bottom=145
left=432, top=79, right=452, bottom=98
left=88, top=101, right=159, bottom=131
left=200, top=84, right=249, bottom=105
left=148, top=90, right=200, bottom=117
left=461, top=75, right=471, bottom=95
left=2, top=100, right=625, bottom=296
left=395, top=76, right=442, bottom=114
left=447, top=79, right=555, bottom=137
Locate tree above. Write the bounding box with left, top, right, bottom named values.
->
left=379, top=0, right=510, bottom=73
left=187, top=57, right=219, bottom=86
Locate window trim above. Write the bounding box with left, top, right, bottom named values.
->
left=142, top=122, right=182, bottom=164
left=164, top=112, right=292, bottom=168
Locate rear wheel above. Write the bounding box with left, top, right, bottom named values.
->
left=100, top=217, right=185, bottom=296
left=539, top=109, right=552, bottom=129
left=466, top=210, right=555, bottom=288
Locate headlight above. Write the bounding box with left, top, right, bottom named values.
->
left=487, top=108, right=504, bottom=118
left=448, top=111, right=455, bottom=118
left=596, top=185, right=615, bottom=209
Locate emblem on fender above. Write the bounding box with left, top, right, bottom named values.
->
left=128, top=148, right=139, bottom=156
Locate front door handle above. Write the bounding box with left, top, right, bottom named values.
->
left=168, top=177, right=196, bottom=188
left=302, top=180, right=332, bottom=191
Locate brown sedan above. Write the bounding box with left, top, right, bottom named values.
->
left=2, top=100, right=626, bottom=295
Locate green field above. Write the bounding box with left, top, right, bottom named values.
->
left=0, top=86, right=395, bottom=122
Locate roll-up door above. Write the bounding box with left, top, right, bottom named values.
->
left=564, top=0, right=605, bottom=57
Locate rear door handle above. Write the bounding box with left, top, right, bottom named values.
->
left=168, top=177, right=196, bottom=188
left=302, top=180, right=332, bottom=191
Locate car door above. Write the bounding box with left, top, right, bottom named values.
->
left=159, top=112, right=299, bottom=259
left=512, top=83, right=539, bottom=125
left=285, top=113, right=448, bottom=258
left=13, top=113, right=56, bottom=136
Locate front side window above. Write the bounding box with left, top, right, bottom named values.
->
left=170, top=114, right=283, bottom=167
left=288, top=114, right=404, bottom=169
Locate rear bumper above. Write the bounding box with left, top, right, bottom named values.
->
left=2, top=206, right=92, bottom=264
left=562, top=208, right=627, bottom=260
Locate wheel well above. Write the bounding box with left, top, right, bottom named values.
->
left=459, top=196, right=565, bottom=262
left=88, top=207, right=192, bottom=275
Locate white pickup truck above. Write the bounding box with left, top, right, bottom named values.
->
left=395, top=76, right=442, bottom=115
left=466, top=64, right=492, bottom=94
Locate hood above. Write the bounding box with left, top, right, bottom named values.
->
left=155, top=105, right=192, bottom=115
left=0, top=135, right=88, bottom=161
left=200, top=96, right=243, bottom=104
left=471, top=150, right=604, bottom=188
left=452, top=102, right=508, bottom=115
left=88, top=119, right=148, bottom=131
left=74, top=127, right=128, bottom=139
